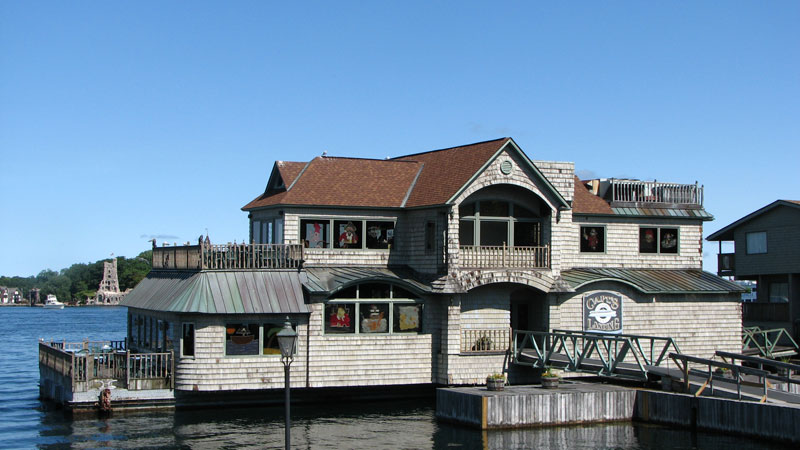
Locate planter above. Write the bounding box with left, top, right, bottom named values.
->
left=486, top=378, right=505, bottom=391
left=541, top=376, right=560, bottom=389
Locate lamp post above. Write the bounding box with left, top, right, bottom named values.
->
left=276, top=317, right=297, bottom=450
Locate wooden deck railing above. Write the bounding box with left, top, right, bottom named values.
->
left=459, top=245, right=549, bottom=269
left=39, top=340, right=173, bottom=392
left=153, top=243, right=303, bottom=271
left=461, top=328, right=512, bottom=353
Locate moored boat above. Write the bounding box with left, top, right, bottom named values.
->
left=44, top=294, right=64, bottom=309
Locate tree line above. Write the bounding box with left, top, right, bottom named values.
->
left=0, top=250, right=152, bottom=304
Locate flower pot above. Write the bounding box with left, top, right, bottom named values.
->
left=486, top=378, right=505, bottom=391
left=541, top=376, right=560, bottom=389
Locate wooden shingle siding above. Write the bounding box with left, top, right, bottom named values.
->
left=550, top=287, right=742, bottom=360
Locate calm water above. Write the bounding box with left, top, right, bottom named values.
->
left=0, top=306, right=792, bottom=449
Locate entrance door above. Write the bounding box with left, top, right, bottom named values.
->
left=510, top=289, right=548, bottom=332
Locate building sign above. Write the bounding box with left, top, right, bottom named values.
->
left=583, top=291, right=623, bottom=334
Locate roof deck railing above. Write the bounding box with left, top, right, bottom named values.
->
left=152, top=242, right=304, bottom=271
left=611, top=179, right=703, bottom=207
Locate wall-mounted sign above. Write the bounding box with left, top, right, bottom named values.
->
left=583, top=291, right=623, bottom=334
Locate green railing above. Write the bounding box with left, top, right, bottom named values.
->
left=512, top=329, right=681, bottom=380
left=742, top=326, right=799, bottom=359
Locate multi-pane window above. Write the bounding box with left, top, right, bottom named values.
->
left=580, top=226, right=605, bottom=253
left=639, top=227, right=679, bottom=254
left=324, top=283, right=423, bottom=335
left=459, top=201, right=542, bottom=247
left=300, top=218, right=395, bottom=250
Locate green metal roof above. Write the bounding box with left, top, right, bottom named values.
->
left=560, top=268, right=743, bottom=295
left=609, top=207, right=713, bottom=220
left=303, top=267, right=433, bottom=296
left=122, top=270, right=309, bottom=314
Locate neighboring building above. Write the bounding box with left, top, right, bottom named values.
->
left=707, top=200, right=800, bottom=338
left=91, top=258, right=127, bottom=305
left=1, top=287, right=23, bottom=304
left=123, top=137, right=742, bottom=400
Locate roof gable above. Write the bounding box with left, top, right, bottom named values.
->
left=707, top=200, right=800, bottom=241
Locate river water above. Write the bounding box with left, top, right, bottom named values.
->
left=0, top=306, right=792, bottom=449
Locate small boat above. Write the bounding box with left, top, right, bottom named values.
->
left=44, top=294, right=65, bottom=309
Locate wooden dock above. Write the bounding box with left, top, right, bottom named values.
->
left=436, top=381, right=636, bottom=429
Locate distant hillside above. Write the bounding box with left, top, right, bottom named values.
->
left=0, top=250, right=152, bottom=304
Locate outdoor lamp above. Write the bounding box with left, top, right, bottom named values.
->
left=277, top=317, right=297, bottom=360
left=276, top=317, right=297, bottom=450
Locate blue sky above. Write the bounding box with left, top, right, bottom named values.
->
left=1, top=2, right=798, bottom=277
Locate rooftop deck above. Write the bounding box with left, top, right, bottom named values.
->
left=152, top=243, right=303, bottom=271
left=609, top=179, right=703, bottom=207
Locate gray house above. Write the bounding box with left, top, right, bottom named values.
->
left=707, top=200, right=800, bottom=338
left=121, top=137, right=742, bottom=402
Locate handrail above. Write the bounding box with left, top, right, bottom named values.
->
left=670, top=352, right=773, bottom=402
left=512, top=329, right=678, bottom=380
left=742, top=326, right=800, bottom=358
left=552, top=329, right=681, bottom=367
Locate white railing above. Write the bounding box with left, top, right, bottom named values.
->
left=459, top=245, right=549, bottom=269
left=462, top=328, right=511, bottom=353
left=611, top=179, right=703, bottom=206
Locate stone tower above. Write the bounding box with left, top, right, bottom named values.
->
left=94, top=258, right=125, bottom=305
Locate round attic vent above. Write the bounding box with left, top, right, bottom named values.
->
left=500, top=160, right=513, bottom=175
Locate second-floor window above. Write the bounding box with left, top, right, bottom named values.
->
left=746, top=231, right=767, bottom=254
left=639, top=227, right=679, bottom=254
left=459, top=201, right=542, bottom=247
left=300, top=218, right=395, bottom=250
left=580, top=226, right=605, bottom=253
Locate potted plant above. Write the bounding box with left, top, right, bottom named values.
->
left=486, top=373, right=505, bottom=391
left=541, top=368, right=560, bottom=389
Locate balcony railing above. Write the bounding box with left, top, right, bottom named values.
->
left=39, top=340, right=174, bottom=392
left=462, top=328, right=511, bottom=354
left=717, top=253, right=735, bottom=276
left=153, top=243, right=303, bottom=271
left=459, top=244, right=549, bottom=269
left=610, top=179, right=703, bottom=206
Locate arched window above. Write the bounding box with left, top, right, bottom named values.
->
left=459, top=200, right=542, bottom=247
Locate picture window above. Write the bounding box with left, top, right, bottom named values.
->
left=580, top=226, right=605, bottom=253
left=225, top=323, right=260, bottom=356
left=746, top=231, right=767, bottom=254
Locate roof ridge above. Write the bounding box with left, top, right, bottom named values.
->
left=391, top=137, right=509, bottom=160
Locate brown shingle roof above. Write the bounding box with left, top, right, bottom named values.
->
left=276, top=161, right=306, bottom=188
left=572, top=176, right=614, bottom=215
left=395, top=138, right=510, bottom=207
left=243, top=157, right=422, bottom=209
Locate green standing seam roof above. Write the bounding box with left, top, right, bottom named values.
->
left=560, top=268, right=744, bottom=295
left=122, top=270, right=309, bottom=314
left=609, top=207, right=713, bottom=220
left=303, top=267, right=433, bottom=296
